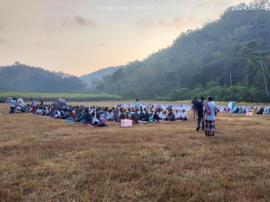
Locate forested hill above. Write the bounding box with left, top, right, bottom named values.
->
left=0, top=63, right=87, bottom=93
left=95, top=1, right=270, bottom=102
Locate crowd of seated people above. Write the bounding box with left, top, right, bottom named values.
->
left=254, top=106, right=270, bottom=115
left=7, top=99, right=189, bottom=126
left=32, top=105, right=189, bottom=125
left=116, top=103, right=189, bottom=123
left=218, top=105, right=270, bottom=115
left=29, top=105, right=108, bottom=127
left=7, top=97, right=269, bottom=129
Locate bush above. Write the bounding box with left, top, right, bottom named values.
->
left=169, top=85, right=270, bottom=102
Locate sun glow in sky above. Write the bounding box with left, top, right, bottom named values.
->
left=0, top=0, right=251, bottom=76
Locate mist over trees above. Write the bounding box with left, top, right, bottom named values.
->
left=0, top=63, right=87, bottom=93
left=95, top=3, right=270, bottom=102
left=80, top=67, right=120, bottom=90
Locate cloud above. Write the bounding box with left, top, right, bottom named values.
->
left=62, top=16, right=97, bottom=27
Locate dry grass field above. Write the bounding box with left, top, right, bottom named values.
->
left=0, top=103, right=270, bottom=202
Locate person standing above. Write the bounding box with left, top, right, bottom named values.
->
left=134, top=99, right=141, bottom=110
left=8, top=98, right=17, bottom=113
left=191, top=97, right=199, bottom=121
left=204, top=96, right=218, bottom=137
left=196, top=96, right=205, bottom=131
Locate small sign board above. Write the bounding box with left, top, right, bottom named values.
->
left=121, top=119, right=132, bottom=127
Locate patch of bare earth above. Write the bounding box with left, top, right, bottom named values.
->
left=0, top=104, right=270, bottom=201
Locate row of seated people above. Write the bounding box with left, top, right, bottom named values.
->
left=116, top=103, right=191, bottom=112
left=219, top=106, right=270, bottom=115
left=17, top=104, right=189, bottom=126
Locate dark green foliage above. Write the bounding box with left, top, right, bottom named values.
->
left=170, top=88, right=192, bottom=101
left=96, top=3, right=270, bottom=102
left=170, top=86, right=269, bottom=102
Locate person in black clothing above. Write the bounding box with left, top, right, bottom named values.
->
left=191, top=97, right=199, bottom=121
left=152, top=110, right=160, bottom=122
left=131, top=109, right=140, bottom=124
left=256, top=107, right=264, bottom=115
left=165, top=109, right=176, bottom=121
left=196, top=96, right=205, bottom=131
left=143, top=109, right=150, bottom=122
left=119, top=108, right=126, bottom=120
left=139, top=109, right=145, bottom=121
left=83, top=108, right=93, bottom=124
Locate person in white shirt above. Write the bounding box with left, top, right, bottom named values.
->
left=180, top=109, right=188, bottom=121
left=106, top=110, right=114, bottom=121
left=204, top=96, right=218, bottom=137
left=159, top=111, right=167, bottom=120
left=175, top=110, right=181, bottom=120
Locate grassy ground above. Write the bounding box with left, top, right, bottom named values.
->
left=0, top=92, right=121, bottom=101
left=0, top=103, right=270, bottom=201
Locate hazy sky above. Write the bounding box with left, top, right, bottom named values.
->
left=0, top=0, right=251, bottom=76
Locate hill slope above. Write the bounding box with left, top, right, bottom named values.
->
left=0, top=63, right=87, bottom=93
left=96, top=1, right=270, bottom=102
left=80, top=67, right=120, bottom=89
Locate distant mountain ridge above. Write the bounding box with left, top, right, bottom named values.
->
left=0, top=62, right=122, bottom=93
left=0, top=63, right=86, bottom=93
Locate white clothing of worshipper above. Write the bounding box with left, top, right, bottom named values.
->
left=36, top=108, right=43, bottom=115
left=180, top=110, right=188, bottom=120
left=159, top=111, right=167, bottom=120
left=175, top=110, right=181, bottom=119
left=106, top=111, right=114, bottom=121
left=17, top=98, right=25, bottom=107
left=16, top=98, right=25, bottom=112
